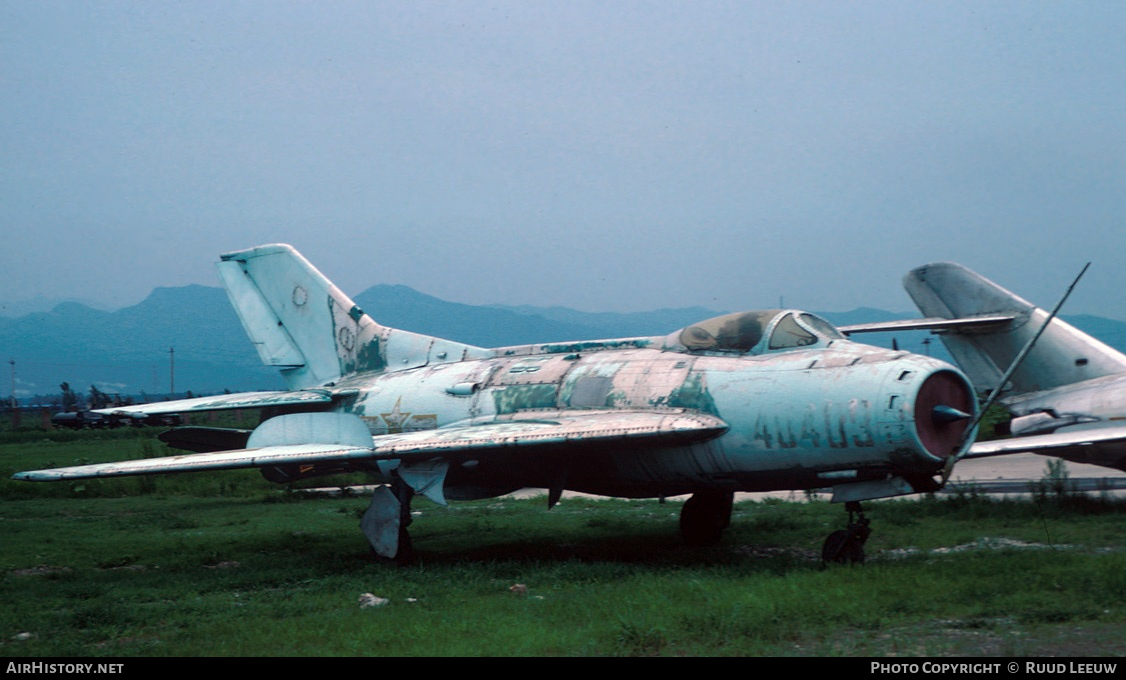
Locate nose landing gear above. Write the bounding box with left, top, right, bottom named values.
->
left=821, top=501, right=871, bottom=565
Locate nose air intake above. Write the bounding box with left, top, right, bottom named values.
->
left=914, top=371, right=975, bottom=459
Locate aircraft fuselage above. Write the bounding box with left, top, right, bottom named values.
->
left=328, top=339, right=971, bottom=500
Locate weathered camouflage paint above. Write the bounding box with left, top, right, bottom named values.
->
left=326, top=324, right=968, bottom=499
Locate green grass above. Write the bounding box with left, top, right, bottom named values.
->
left=2, top=434, right=1126, bottom=656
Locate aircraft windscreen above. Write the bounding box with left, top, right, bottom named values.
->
left=797, top=313, right=844, bottom=340
left=768, top=313, right=816, bottom=349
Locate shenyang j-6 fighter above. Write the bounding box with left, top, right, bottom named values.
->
left=14, top=245, right=978, bottom=563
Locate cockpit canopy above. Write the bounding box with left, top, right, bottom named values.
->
left=673, top=310, right=844, bottom=354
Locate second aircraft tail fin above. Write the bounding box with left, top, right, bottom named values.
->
left=904, top=262, right=1126, bottom=396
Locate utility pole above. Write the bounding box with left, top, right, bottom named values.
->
left=169, top=347, right=175, bottom=398
left=9, top=359, right=17, bottom=429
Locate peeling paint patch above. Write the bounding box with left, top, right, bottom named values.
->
left=352, top=337, right=386, bottom=373
left=568, top=376, right=613, bottom=408
left=492, top=383, right=559, bottom=414
left=666, top=372, right=718, bottom=415
left=539, top=339, right=653, bottom=354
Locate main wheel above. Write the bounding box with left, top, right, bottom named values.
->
left=821, top=530, right=851, bottom=564
left=679, top=491, right=734, bottom=546
left=821, top=526, right=867, bottom=565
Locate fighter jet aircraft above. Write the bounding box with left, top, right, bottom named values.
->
left=846, top=262, right=1126, bottom=474
left=14, top=245, right=979, bottom=563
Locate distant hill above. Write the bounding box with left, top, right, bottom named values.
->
left=0, top=295, right=115, bottom=318
left=352, top=285, right=605, bottom=348
left=0, top=284, right=728, bottom=401
left=0, top=285, right=277, bottom=401
left=5, top=284, right=1126, bottom=404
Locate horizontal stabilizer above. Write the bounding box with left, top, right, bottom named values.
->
left=92, top=390, right=334, bottom=417
left=14, top=410, right=728, bottom=481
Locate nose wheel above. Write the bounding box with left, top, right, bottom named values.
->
left=822, top=501, right=871, bottom=565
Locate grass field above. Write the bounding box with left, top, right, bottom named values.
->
left=2, top=429, right=1126, bottom=656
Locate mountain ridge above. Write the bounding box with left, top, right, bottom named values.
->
left=5, top=283, right=1126, bottom=403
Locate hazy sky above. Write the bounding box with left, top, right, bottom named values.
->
left=3, top=1, right=1125, bottom=320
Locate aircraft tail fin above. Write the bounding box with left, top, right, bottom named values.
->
left=904, top=262, right=1126, bottom=396
left=217, top=244, right=489, bottom=390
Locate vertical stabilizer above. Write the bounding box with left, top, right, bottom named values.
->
left=217, top=244, right=489, bottom=390
left=904, top=262, right=1126, bottom=395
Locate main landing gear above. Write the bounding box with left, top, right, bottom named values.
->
left=360, top=469, right=415, bottom=566
left=821, top=501, right=871, bottom=565
left=679, top=490, right=734, bottom=546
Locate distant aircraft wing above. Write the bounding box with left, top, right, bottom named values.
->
left=966, top=427, right=1126, bottom=472
left=91, top=390, right=335, bottom=417
left=839, top=315, right=1015, bottom=335
left=14, top=410, right=728, bottom=481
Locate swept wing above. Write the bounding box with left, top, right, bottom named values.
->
left=14, top=410, right=728, bottom=481
left=838, top=315, right=1015, bottom=335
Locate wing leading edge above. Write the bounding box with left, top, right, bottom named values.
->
left=14, top=410, right=729, bottom=482
left=838, top=315, right=1015, bottom=335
